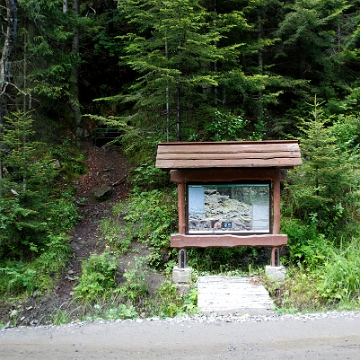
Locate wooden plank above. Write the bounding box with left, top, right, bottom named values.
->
left=170, top=234, right=288, bottom=248
left=273, top=179, right=281, bottom=234
left=157, top=141, right=300, bottom=155
left=156, top=151, right=301, bottom=160
left=157, top=143, right=299, bottom=153
left=159, top=140, right=298, bottom=146
left=170, top=168, right=287, bottom=182
left=156, top=157, right=302, bottom=168
left=156, top=140, right=302, bottom=170
left=177, top=183, right=186, bottom=234
left=197, top=276, right=274, bottom=312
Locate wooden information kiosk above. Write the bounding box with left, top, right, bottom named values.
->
left=156, top=140, right=302, bottom=270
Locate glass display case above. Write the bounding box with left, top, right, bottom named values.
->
left=187, top=183, right=271, bottom=234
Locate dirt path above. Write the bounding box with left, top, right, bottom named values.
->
left=55, top=142, right=132, bottom=302
left=0, top=142, right=133, bottom=327
left=1, top=314, right=360, bottom=359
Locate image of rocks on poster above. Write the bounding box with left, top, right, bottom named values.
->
left=187, top=184, right=270, bottom=234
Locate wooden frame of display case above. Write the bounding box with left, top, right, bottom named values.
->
left=156, top=141, right=302, bottom=268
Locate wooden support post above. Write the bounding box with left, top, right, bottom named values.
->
left=178, top=182, right=186, bottom=235
left=178, top=248, right=187, bottom=268
left=272, top=179, right=281, bottom=266
left=177, top=183, right=187, bottom=267
left=273, top=178, right=281, bottom=234
left=271, top=247, right=280, bottom=267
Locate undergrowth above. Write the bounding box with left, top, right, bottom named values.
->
left=0, top=112, right=84, bottom=300
left=72, top=250, right=198, bottom=322
left=107, top=186, right=178, bottom=269
left=267, top=236, right=360, bottom=313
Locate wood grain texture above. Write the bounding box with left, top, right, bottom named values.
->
left=156, top=140, right=302, bottom=169
left=197, top=276, right=274, bottom=312
left=170, top=234, right=288, bottom=248
left=170, top=168, right=287, bottom=183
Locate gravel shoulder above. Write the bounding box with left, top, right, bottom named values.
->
left=1, top=311, right=360, bottom=359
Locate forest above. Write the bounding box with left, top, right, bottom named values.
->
left=1, top=0, right=360, bottom=324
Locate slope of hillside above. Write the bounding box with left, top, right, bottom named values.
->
left=1, top=142, right=136, bottom=327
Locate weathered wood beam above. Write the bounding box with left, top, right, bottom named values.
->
left=159, top=158, right=300, bottom=169
left=170, top=168, right=287, bottom=183
left=177, top=182, right=186, bottom=234
left=170, top=234, right=288, bottom=248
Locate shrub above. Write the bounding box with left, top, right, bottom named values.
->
left=281, top=217, right=331, bottom=269
left=74, top=251, right=118, bottom=302
left=153, top=281, right=198, bottom=317
left=268, top=267, right=324, bottom=312
left=319, top=238, right=360, bottom=304
left=116, top=187, right=177, bottom=267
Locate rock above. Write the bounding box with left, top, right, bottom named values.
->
left=51, top=159, right=61, bottom=169
left=10, top=310, right=18, bottom=318
left=189, top=190, right=252, bottom=232
left=91, top=185, right=113, bottom=201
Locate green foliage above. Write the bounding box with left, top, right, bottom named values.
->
left=115, top=257, right=149, bottom=303
left=0, top=233, right=70, bottom=297
left=117, top=187, right=177, bottom=267
left=0, top=111, right=79, bottom=258
left=46, top=197, right=80, bottom=234
left=319, top=238, right=360, bottom=303
left=74, top=253, right=149, bottom=307
left=120, top=129, right=164, bottom=164
left=269, top=267, right=325, bottom=312
left=74, top=251, right=118, bottom=302
left=187, top=247, right=262, bottom=273
left=102, top=304, right=138, bottom=320
left=32, top=234, right=71, bottom=274
left=283, top=98, right=360, bottom=240
left=51, top=308, right=72, bottom=326
left=0, top=111, right=87, bottom=300
left=0, top=263, right=37, bottom=295
left=18, top=0, right=76, bottom=101
left=281, top=217, right=330, bottom=269
left=129, top=161, right=169, bottom=189
left=52, top=139, right=87, bottom=177
left=154, top=281, right=198, bottom=317
left=205, top=111, right=248, bottom=141
left=100, top=218, right=131, bottom=254
left=269, top=237, right=360, bottom=312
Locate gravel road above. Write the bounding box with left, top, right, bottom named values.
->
left=1, top=311, right=360, bottom=359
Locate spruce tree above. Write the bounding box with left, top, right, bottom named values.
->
left=117, top=0, right=232, bottom=142
left=285, top=97, right=360, bottom=240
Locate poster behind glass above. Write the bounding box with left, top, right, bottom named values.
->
left=187, top=183, right=270, bottom=234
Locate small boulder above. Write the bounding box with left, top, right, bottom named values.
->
left=91, top=185, right=113, bottom=201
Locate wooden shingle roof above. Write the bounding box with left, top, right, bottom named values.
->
left=156, top=140, right=302, bottom=169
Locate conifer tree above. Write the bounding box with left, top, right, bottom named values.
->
left=116, top=0, right=225, bottom=141
left=285, top=97, right=360, bottom=240
left=0, top=111, right=58, bottom=258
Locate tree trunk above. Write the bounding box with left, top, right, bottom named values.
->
left=0, top=0, right=18, bottom=179
left=0, top=0, right=18, bottom=124
left=71, top=0, right=83, bottom=137
left=257, top=12, right=263, bottom=119
left=63, top=0, right=68, bottom=13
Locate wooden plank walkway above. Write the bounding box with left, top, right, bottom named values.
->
left=197, top=276, right=275, bottom=314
